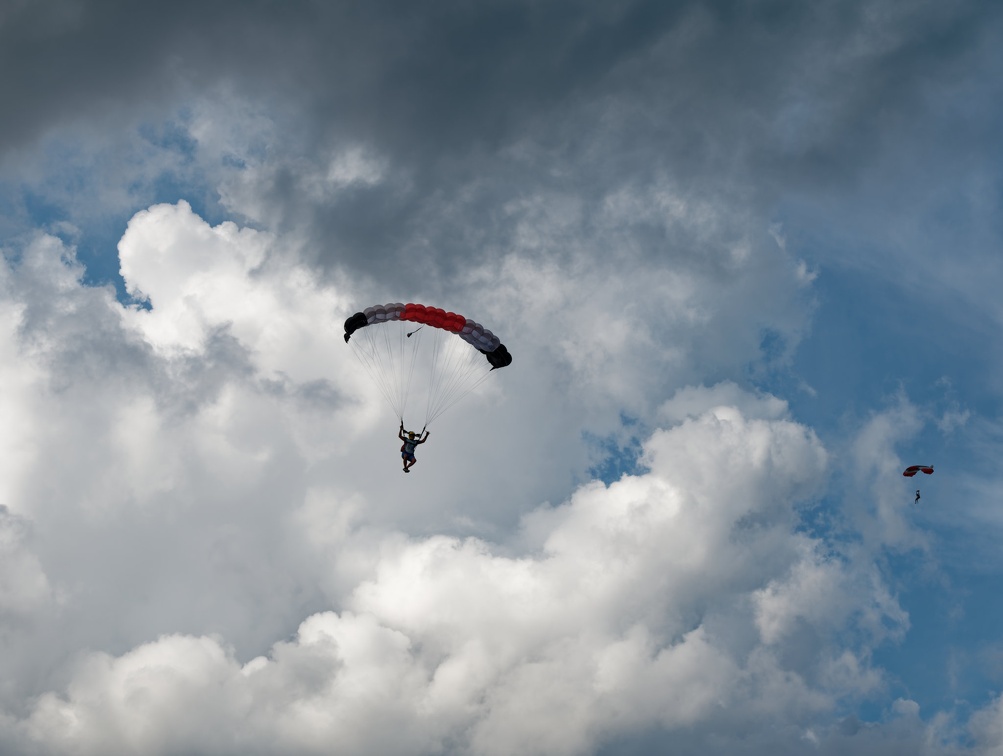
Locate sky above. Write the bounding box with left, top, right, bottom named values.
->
left=1, top=1, right=1002, bottom=754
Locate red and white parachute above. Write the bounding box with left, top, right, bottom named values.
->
left=902, top=465, right=934, bottom=477
left=344, top=303, right=511, bottom=427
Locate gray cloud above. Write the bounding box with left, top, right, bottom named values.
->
left=4, top=1, right=998, bottom=285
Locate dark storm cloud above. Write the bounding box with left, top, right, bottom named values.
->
left=3, top=0, right=998, bottom=284
left=2, top=0, right=673, bottom=155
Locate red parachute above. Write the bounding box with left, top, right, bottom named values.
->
left=344, top=302, right=511, bottom=427
left=902, top=465, right=934, bottom=477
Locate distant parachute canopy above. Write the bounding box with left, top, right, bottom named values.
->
left=344, top=302, right=511, bottom=426
left=902, top=465, right=934, bottom=477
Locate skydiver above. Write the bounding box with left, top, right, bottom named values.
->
left=399, top=421, right=429, bottom=473
left=915, top=489, right=921, bottom=503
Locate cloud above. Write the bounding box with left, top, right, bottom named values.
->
left=2, top=193, right=978, bottom=753
left=969, top=694, right=1003, bottom=755
left=7, top=1, right=991, bottom=283
left=0, top=322, right=918, bottom=754
left=117, top=200, right=349, bottom=387
left=0, top=507, right=56, bottom=619
left=658, top=380, right=792, bottom=426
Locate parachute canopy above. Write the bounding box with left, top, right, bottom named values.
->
left=344, top=302, right=511, bottom=427
left=344, top=303, right=511, bottom=369
left=902, top=465, right=934, bottom=477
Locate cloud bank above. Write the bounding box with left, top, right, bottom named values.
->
left=0, top=201, right=991, bottom=754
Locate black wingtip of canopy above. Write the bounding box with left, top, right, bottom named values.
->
left=344, top=312, right=369, bottom=343
left=485, top=344, right=512, bottom=369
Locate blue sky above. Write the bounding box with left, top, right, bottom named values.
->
left=2, top=2, right=1003, bottom=754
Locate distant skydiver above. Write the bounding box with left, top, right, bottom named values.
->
left=399, top=421, right=429, bottom=473
left=915, top=489, right=921, bottom=503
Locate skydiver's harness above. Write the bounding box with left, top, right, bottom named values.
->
left=401, top=425, right=425, bottom=457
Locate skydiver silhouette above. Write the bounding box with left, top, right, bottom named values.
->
left=915, top=489, right=921, bottom=503
left=399, top=421, right=429, bottom=473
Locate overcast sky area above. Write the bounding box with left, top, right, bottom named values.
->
left=2, top=1, right=1003, bottom=754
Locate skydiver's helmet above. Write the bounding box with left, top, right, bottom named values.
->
left=408, top=432, right=415, bottom=439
